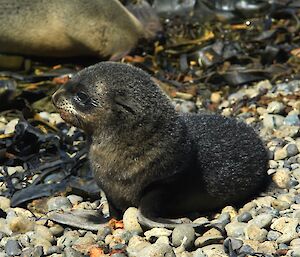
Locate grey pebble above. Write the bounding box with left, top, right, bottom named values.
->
left=97, top=226, right=112, bottom=241
left=237, top=212, right=252, bottom=222
left=291, top=248, right=300, bottom=257
left=67, top=195, right=83, bottom=206
left=239, top=245, right=255, bottom=255
left=172, top=224, right=195, bottom=249
left=21, top=246, right=43, bottom=257
left=45, top=246, right=62, bottom=255
left=5, top=239, right=22, bottom=256
left=64, top=247, right=83, bottom=257
left=284, top=114, right=300, bottom=126
left=192, top=248, right=207, bottom=257
left=223, top=237, right=243, bottom=251
left=267, top=230, right=281, bottom=241
left=278, top=243, right=289, bottom=249
left=137, top=242, right=175, bottom=257
left=225, top=222, right=247, bottom=237
left=47, top=196, right=72, bottom=211
left=287, top=144, right=299, bottom=157
left=111, top=254, right=127, bottom=257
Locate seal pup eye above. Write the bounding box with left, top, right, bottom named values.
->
left=74, top=91, right=89, bottom=104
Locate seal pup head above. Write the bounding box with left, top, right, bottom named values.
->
left=52, top=61, right=175, bottom=135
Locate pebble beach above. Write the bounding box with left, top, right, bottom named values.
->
left=0, top=78, right=299, bottom=257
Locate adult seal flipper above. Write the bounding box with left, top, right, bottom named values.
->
left=0, top=0, right=159, bottom=58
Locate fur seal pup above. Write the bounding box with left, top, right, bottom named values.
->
left=52, top=62, right=269, bottom=228
left=0, top=0, right=159, bottom=59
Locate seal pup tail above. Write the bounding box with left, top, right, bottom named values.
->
left=126, top=0, right=162, bottom=39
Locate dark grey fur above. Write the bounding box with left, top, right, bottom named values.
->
left=52, top=62, right=269, bottom=227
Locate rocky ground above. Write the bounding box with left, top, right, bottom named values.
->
left=0, top=79, right=299, bottom=257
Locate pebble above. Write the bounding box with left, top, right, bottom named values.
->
left=262, top=114, right=284, bottom=129
left=194, top=228, right=223, bottom=247
left=271, top=199, right=291, bottom=211
left=66, top=195, right=83, bottom=206
left=4, top=118, right=19, bottom=134
left=64, top=246, right=84, bottom=257
left=136, top=242, right=175, bottom=257
left=171, top=224, right=195, bottom=249
left=0, top=196, right=10, bottom=212
left=267, top=101, right=285, bottom=114
left=272, top=168, right=291, bottom=188
left=245, top=224, right=267, bottom=242
left=34, top=225, right=54, bottom=243
left=271, top=217, right=298, bottom=243
left=225, top=222, right=247, bottom=237
left=200, top=244, right=227, bottom=257
left=274, top=148, right=288, bottom=160
left=237, top=212, right=252, bottom=222
left=144, top=228, right=172, bottom=240
left=287, top=144, right=299, bottom=157
left=5, top=239, right=22, bottom=256
left=47, top=197, right=72, bottom=211
left=250, top=213, right=273, bottom=228
left=267, top=230, right=281, bottom=241
left=123, top=207, right=143, bottom=234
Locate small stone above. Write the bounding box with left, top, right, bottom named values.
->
left=291, top=238, right=300, bottom=246
left=284, top=114, right=300, bottom=126
left=5, top=239, right=22, bottom=256
left=32, top=237, right=52, bottom=253
left=257, top=241, right=276, bottom=255
left=201, top=244, right=227, bottom=257
left=123, top=207, right=142, bottom=234
left=47, top=196, right=72, bottom=211
left=137, top=242, right=175, bottom=257
left=287, top=144, right=299, bottom=157
left=194, top=228, right=223, bottom=248
left=67, top=195, right=83, bottom=206
left=267, top=101, right=285, bottom=114
left=250, top=213, right=273, bottom=228
left=127, top=235, right=151, bottom=256
left=274, top=148, right=288, bottom=160
left=172, top=224, right=195, bottom=249
left=191, top=248, right=207, bottom=257
left=144, top=228, right=172, bottom=240
left=221, top=206, right=237, bottom=220
left=49, top=224, right=64, bottom=236
left=111, top=253, right=127, bottom=257
left=262, top=114, right=284, bottom=129
left=34, top=225, right=54, bottom=243
left=57, top=231, right=80, bottom=248
left=254, top=196, right=274, bottom=207
left=4, top=119, right=19, bottom=134
left=97, top=226, right=112, bottom=241
left=45, top=246, right=62, bottom=255
left=272, top=168, right=291, bottom=188
left=64, top=246, right=84, bottom=257
left=225, top=222, right=247, bottom=238
left=267, top=230, right=281, bottom=241
left=271, top=217, right=298, bottom=243
left=21, top=246, right=44, bottom=257
left=239, top=244, right=255, bottom=255
left=237, top=212, right=252, bottom=222
left=73, top=234, right=96, bottom=254
left=271, top=199, right=291, bottom=211
left=0, top=196, right=10, bottom=211
left=245, top=224, right=267, bottom=242
left=211, top=92, right=222, bottom=104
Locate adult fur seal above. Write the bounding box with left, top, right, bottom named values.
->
left=52, top=62, right=269, bottom=228
left=0, top=0, right=159, bottom=59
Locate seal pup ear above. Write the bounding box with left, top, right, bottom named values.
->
left=114, top=95, right=141, bottom=115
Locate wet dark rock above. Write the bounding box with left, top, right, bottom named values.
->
left=47, top=196, right=72, bottom=211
